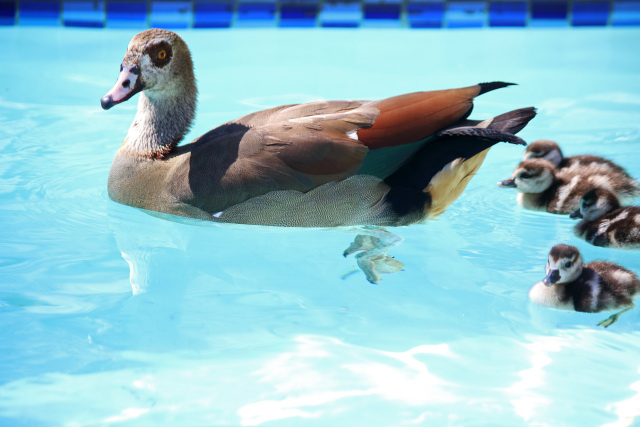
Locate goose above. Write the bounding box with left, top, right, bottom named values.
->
left=571, top=188, right=640, bottom=248
left=498, top=158, right=640, bottom=214
left=101, top=28, right=535, bottom=227
left=529, top=244, right=640, bottom=327
left=523, top=139, right=632, bottom=175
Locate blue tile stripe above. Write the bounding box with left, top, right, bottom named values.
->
left=489, top=2, right=527, bottom=27
left=19, top=0, right=61, bottom=26
left=572, top=1, right=609, bottom=26
left=2, top=0, right=639, bottom=27
left=0, top=0, right=17, bottom=25
left=106, top=0, right=148, bottom=28
left=63, top=1, right=106, bottom=28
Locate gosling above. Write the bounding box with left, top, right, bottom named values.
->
left=523, top=139, right=632, bottom=176
left=498, top=158, right=640, bottom=214
left=571, top=188, right=640, bottom=248
left=529, top=244, right=640, bottom=327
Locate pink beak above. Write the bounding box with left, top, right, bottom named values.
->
left=101, top=64, right=144, bottom=110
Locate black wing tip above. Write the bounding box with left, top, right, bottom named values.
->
left=478, top=82, right=518, bottom=95
left=435, top=128, right=528, bottom=146
left=487, top=106, right=537, bottom=138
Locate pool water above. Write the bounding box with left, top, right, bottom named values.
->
left=1, top=27, right=640, bottom=425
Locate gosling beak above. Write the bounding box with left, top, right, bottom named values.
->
left=569, top=209, right=583, bottom=219
left=542, top=269, right=560, bottom=286
left=101, top=64, right=144, bottom=110
left=498, top=177, right=516, bottom=188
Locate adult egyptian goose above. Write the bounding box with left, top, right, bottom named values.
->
left=498, top=158, right=640, bottom=214
left=522, top=139, right=632, bottom=175
left=101, top=28, right=536, bottom=227
left=530, top=244, right=640, bottom=327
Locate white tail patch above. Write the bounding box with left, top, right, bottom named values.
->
left=586, top=278, right=601, bottom=312
left=426, top=148, right=490, bottom=219
left=553, top=174, right=579, bottom=212
left=611, top=210, right=630, bottom=223
left=612, top=270, right=634, bottom=285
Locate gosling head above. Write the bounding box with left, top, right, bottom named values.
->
left=542, top=244, right=583, bottom=286
left=101, top=29, right=195, bottom=110
left=498, top=159, right=555, bottom=193
left=523, top=139, right=563, bottom=167
left=570, top=188, right=621, bottom=221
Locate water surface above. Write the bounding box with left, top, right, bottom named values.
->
left=1, top=27, right=640, bottom=426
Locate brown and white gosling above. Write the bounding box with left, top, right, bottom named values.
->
left=571, top=188, right=640, bottom=248
left=498, top=158, right=640, bottom=214
left=529, top=244, right=640, bottom=327
left=523, top=139, right=632, bottom=176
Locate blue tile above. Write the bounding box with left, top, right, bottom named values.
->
left=63, top=1, right=105, bottom=28
left=0, top=1, right=16, bottom=25
left=279, top=3, right=318, bottom=27
left=612, top=0, right=640, bottom=25
left=150, top=1, right=192, bottom=29
left=489, top=1, right=527, bottom=27
left=572, top=1, right=609, bottom=26
left=531, top=0, right=568, bottom=26
left=319, top=2, right=361, bottom=27
left=20, top=0, right=60, bottom=26
left=407, top=2, right=444, bottom=28
left=106, top=1, right=148, bottom=28
left=447, top=1, right=487, bottom=28
left=363, top=3, right=401, bottom=20
left=237, top=2, right=276, bottom=24
left=194, top=1, right=234, bottom=28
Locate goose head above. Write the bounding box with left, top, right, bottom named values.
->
left=570, top=187, right=621, bottom=221
left=101, top=28, right=196, bottom=110
left=498, top=159, right=555, bottom=193
left=522, top=139, right=563, bottom=167
left=101, top=29, right=197, bottom=158
left=542, top=244, right=583, bottom=286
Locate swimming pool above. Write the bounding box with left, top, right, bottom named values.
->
left=1, top=26, right=640, bottom=425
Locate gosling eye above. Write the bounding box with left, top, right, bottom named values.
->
left=564, top=261, right=573, bottom=269
left=520, top=172, right=531, bottom=179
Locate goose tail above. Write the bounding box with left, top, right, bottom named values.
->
left=384, top=107, right=536, bottom=220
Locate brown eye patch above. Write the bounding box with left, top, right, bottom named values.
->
left=521, top=169, right=541, bottom=179
left=146, top=41, right=173, bottom=67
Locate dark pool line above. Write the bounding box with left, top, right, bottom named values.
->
left=1, top=0, right=639, bottom=29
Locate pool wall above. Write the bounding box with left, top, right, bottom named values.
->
left=1, top=0, right=639, bottom=28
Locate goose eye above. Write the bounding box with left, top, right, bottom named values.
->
left=564, top=261, right=572, bottom=269
left=157, top=50, right=167, bottom=60
left=520, top=172, right=531, bottom=179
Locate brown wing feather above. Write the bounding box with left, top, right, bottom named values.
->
left=357, top=85, right=482, bottom=150
left=235, top=102, right=379, bottom=179
left=255, top=121, right=369, bottom=177
left=231, top=100, right=367, bottom=127
left=184, top=103, right=377, bottom=214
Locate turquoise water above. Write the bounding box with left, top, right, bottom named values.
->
left=1, top=27, right=640, bottom=425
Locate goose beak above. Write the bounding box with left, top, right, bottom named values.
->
left=569, top=209, right=582, bottom=219
left=542, top=269, right=560, bottom=286
left=101, top=64, right=144, bottom=110
left=498, top=177, right=516, bottom=188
